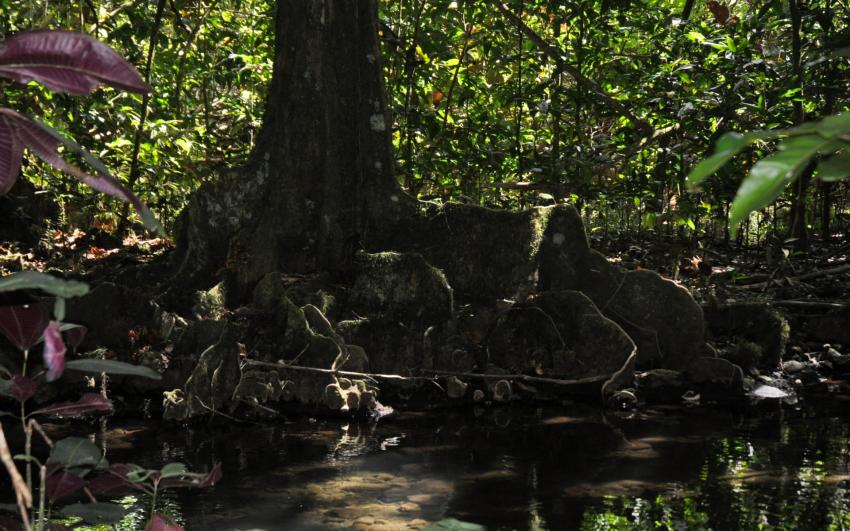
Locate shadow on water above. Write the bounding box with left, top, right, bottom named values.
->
left=27, top=394, right=850, bottom=530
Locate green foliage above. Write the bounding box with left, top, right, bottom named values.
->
left=3, top=0, right=849, bottom=242
left=688, top=113, right=850, bottom=235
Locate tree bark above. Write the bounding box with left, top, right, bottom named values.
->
left=170, top=0, right=416, bottom=305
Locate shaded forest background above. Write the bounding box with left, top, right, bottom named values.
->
left=2, top=0, right=849, bottom=248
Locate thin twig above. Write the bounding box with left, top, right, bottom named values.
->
left=0, top=422, right=32, bottom=531
left=739, top=263, right=850, bottom=290
left=419, top=369, right=609, bottom=386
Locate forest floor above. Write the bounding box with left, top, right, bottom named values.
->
left=2, top=224, right=850, bottom=408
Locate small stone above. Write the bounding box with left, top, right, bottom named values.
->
left=473, top=389, right=485, bottom=402
left=492, top=379, right=512, bottom=402
left=445, top=376, right=468, bottom=399
left=782, top=360, right=806, bottom=374
left=399, top=502, right=421, bottom=512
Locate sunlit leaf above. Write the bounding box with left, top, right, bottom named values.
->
left=65, top=358, right=162, bottom=380
left=729, top=135, right=837, bottom=233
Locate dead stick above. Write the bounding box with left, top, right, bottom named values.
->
left=246, top=361, right=438, bottom=383
left=247, top=361, right=609, bottom=387
left=740, top=263, right=850, bottom=290
left=0, top=422, right=32, bottom=531
left=769, top=300, right=844, bottom=310
left=420, top=369, right=610, bottom=386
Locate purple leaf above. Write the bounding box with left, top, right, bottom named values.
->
left=32, top=392, right=112, bottom=418
left=160, top=463, right=222, bottom=489
left=0, top=109, right=163, bottom=234
left=0, top=302, right=49, bottom=351
left=63, top=324, right=87, bottom=350
left=46, top=464, right=85, bottom=501
left=145, top=514, right=184, bottom=531
left=43, top=320, right=66, bottom=382
left=0, top=30, right=150, bottom=95
left=88, top=463, right=145, bottom=496
left=10, top=375, right=36, bottom=402
left=0, top=112, right=23, bottom=194
left=0, top=515, right=23, bottom=530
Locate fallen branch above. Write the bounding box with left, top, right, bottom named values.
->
left=247, top=360, right=612, bottom=388
left=769, top=300, right=844, bottom=310
left=420, top=369, right=609, bottom=386
left=245, top=360, right=438, bottom=384
left=739, top=263, right=850, bottom=290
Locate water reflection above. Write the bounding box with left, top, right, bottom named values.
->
left=91, top=396, right=850, bottom=530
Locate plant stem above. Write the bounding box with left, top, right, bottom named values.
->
left=0, top=422, right=32, bottom=531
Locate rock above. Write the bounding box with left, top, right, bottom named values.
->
left=233, top=369, right=283, bottom=405
left=337, top=318, right=419, bottom=374
left=491, top=379, right=512, bottom=402
left=686, top=357, right=744, bottom=397
left=445, top=376, right=468, bottom=399
left=487, top=290, right=634, bottom=379
left=348, top=251, right=453, bottom=325
left=703, top=302, right=788, bottom=369
left=163, top=328, right=242, bottom=421
left=804, top=305, right=850, bottom=345
left=750, top=384, right=790, bottom=399
left=539, top=210, right=705, bottom=370
left=192, top=282, right=227, bottom=320
left=421, top=203, right=555, bottom=301
left=782, top=360, right=806, bottom=374
left=636, top=369, right=686, bottom=403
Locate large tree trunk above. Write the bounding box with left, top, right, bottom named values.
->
left=170, top=0, right=415, bottom=305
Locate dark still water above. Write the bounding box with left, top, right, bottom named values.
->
left=95, top=396, right=850, bottom=530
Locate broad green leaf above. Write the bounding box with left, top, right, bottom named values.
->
left=816, top=151, right=850, bottom=182
left=48, top=437, right=105, bottom=469
left=65, top=359, right=162, bottom=380
left=686, top=133, right=747, bottom=189
left=159, top=462, right=189, bottom=479
left=0, top=271, right=89, bottom=298
left=729, top=135, right=836, bottom=233
left=62, top=502, right=129, bottom=524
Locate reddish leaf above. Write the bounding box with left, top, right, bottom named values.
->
left=87, top=463, right=143, bottom=496
left=63, top=324, right=87, bottom=350
left=32, top=392, right=112, bottom=418
left=46, top=464, right=85, bottom=501
left=0, top=302, right=49, bottom=351
left=10, top=375, right=36, bottom=402
left=0, top=109, right=162, bottom=233
left=43, top=320, right=66, bottom=381
left=0, top=113, right=24, bottom=194
left=0, top=30, right=150, bottom=95
left=145, top=514, right=184, bottom=531
left=160, top=463, right=222, bottom=489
